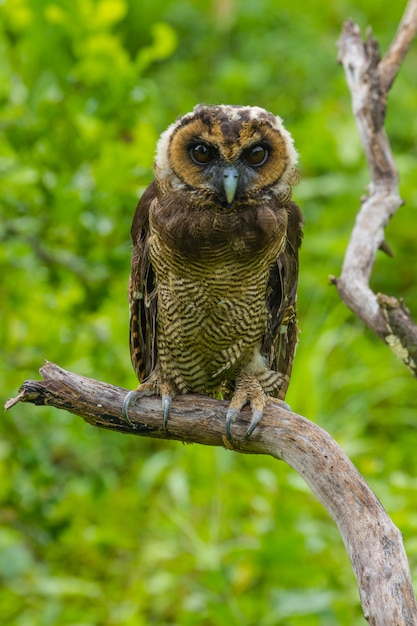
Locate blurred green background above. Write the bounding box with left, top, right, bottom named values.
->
left=1, top=0, right=417, bottom=624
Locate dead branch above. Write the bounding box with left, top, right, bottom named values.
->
left=380, top=0, right=417, bottom=91
left=336, top=1, right=417, bottom=376
left=5, top=361, right=417, bottom=625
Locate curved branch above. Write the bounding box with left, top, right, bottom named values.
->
left=336, top=9, right=417, bottom=376
left=5, top=362, right=417, bottom=625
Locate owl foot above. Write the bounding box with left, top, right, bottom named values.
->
left=122, top=381, right=176, bottom=429
left=225, top=374, right=268, bottom=441
left=122, top=388, right=154, bottom=426
left=226, top=407, right=264, bottom=441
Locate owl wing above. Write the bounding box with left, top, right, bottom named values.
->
left=262, top=200, right=304, bottom=399
left=128, top=180, right=158, bottom=381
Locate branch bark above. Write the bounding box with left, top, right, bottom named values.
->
left=380, top=0, right=417, bottom=91
left=335, top=1, right=417, bottom=376
left=5, top=361, right=417, bottom=625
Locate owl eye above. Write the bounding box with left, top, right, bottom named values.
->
left=189, top=143, right=215, bottom=165
left=244, top=144, right=269, bottom=166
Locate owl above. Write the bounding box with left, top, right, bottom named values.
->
left=123, top=104, right=303, bottom=439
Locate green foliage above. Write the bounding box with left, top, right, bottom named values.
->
left=1, top=0, right=417, bottom=623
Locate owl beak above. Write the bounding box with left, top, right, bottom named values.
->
left=222, top=166, right=239, bottom=205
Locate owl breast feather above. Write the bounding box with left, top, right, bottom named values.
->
left=148, top=212, right=285, bottom=394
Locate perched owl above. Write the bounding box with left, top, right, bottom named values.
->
left=123, top=104, right=303, bottom=439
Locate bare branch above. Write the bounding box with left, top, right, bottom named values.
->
left=5, top=362, right=417, bottom=625
left=336, top=11, right=417, bottom=376
left=380, top=0, right=417, bottom=91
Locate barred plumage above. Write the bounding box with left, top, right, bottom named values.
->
left=124, top=104, right=303, bottom=439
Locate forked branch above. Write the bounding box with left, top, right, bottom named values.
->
left=5, top=361, right=417, bottom=625
left=335, top=0, right=417, bottom=376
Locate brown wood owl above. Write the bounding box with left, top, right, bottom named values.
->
left=123, top=104, right=303, bottom=439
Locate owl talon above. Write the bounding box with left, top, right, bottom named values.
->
left=225, top=407, right=264, bottom=440
left=122, top=390, right=140, bottom=426
left=162, top=394, right=172, bottom=429
left=225, top=408, right=240, bottom=441
left=243, top=409, right=263, bottom=439
left=122, top=388, right=154, bottom=425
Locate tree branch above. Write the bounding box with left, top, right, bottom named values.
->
left=336, top=3, right=417, bottom=376
left=5, top=361, right=417, bottom=625
left=380, top=0, right=417, bottom=91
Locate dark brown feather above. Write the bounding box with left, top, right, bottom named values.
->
left=128, top=180, right=158, bottom=381
left=262, top=200, right=304, bottom=399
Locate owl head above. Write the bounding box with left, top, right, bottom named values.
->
left=154, top=104, right=299, bottom=207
